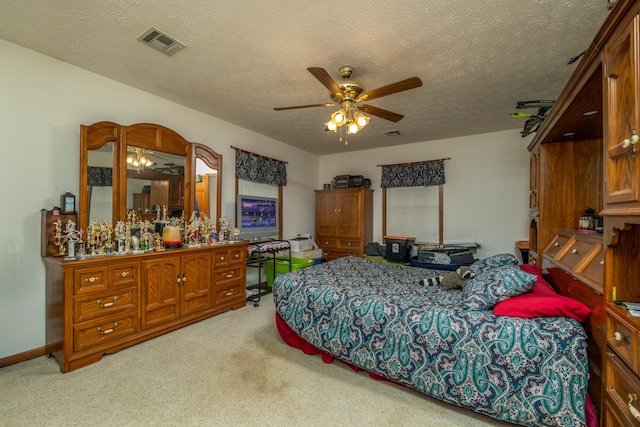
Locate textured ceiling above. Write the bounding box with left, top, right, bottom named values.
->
left=0, top=1, right=611, bottom=155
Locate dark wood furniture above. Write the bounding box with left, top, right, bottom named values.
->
left=315, top=188, right=373, bottom=260
left=529, top=1, right=640, bottom=423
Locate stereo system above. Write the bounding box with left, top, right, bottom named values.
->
left=332, top=175, right=371, bottom=188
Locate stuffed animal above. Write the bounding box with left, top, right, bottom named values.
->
left=419, top=266, right=475, bottom=290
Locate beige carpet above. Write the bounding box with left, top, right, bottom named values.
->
left=0, top=296, right=511, bottom=427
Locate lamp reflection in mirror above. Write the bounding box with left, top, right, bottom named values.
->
left=127, top=148, right=154, bottom=168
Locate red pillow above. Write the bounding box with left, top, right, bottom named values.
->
left=493, top=265, right=591, bottom=322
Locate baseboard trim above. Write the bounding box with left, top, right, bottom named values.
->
left=0, top=347, right=46, bottom=368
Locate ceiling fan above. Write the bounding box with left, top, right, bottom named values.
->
left=274, top=66, right=423, bottom=143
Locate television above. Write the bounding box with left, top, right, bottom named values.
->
left=236, top=194, right=279, bottom=241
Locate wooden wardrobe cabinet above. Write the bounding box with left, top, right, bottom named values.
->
left=44, top=242, right=247, bottom=373
left=315, top=188, right=373, bottom=260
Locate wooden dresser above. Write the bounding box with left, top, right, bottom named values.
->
left=44, top=243, right=247, bottom=372
left=315, top=188, right=373, bottom=260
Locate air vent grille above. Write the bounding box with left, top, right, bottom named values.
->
left=137, top=27, right=186, bottom=57
left=384, top=130, right=401, bottom=136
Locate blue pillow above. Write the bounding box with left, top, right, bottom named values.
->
left=463, top=266, right=536, bottom=310
left=470, top=253, right=519, bottom=275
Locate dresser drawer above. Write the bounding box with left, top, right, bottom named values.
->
left=604, top=350, right=640, bottom=426
left=74, top=266, right=108, bottom=294
left=213, top=247, right=244, bottom=267
left=109, top=262, right=138, bottom=288
left=337, top=238, right=361, bottom=251
left=607, top=308, right=637, bottom=373
left=213, top=266, right=243, bottom=287
left=316, top=236, right=337, bottom=248
left=73, top=313, right=139, bottom=352
left=213, top=283, right=244, bottom=305
left=73, top=287, right=138, bottom=323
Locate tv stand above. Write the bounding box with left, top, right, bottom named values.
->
left=245, top=240, right=291, bottom=307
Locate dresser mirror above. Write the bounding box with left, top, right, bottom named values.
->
left=85, top=141, right=115, bottom=226
left=79, top=122, right=222, bottom=233
left=126, top=146, right=186, bottom=219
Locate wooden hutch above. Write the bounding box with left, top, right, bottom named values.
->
left=528, top=0, right=640, bottom=424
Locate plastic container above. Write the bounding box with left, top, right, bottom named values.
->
left=264, top=257, right=315, bottom=286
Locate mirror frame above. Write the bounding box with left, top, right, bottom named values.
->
left=80, top=122, right=222, bottom=233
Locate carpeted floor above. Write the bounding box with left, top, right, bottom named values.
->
left=0, top=296, right=511, bottom=427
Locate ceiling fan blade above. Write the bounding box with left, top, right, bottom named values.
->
left=359, top=104, right=404, bottom=122
left=357, top=77, right=423, bottom=102
left=307, top=67, right=343, bottom=99
left=274, top=103, right=335, bottom=111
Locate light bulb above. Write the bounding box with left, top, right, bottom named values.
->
left=132, top=160, right=139, bottom=167
left=348, top=122, right=359, bottom=134
left=332, top=109, right=346, bottom=126
left=127, top=157, right=134, bottom=164
left=356, top=113, right=369, bottom=127
left=326, top=121, right=337, bottom=131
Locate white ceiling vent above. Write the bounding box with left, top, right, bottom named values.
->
left=137, top=27, right=186, bottom=57
left=384, top=130, right=401, bottom=136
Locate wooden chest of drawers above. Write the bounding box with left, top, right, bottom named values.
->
left=45, top=243, right=247, bottom=372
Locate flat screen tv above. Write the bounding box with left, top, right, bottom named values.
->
left=236, top=194, right=279, bottom=241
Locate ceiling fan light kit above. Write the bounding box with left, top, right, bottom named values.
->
left=275, top=66, right=422, bottom=146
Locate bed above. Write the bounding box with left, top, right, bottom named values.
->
left=273, top=255, right=593, bottom=427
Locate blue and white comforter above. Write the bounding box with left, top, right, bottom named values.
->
left=273, top=257, right=588, bottom=427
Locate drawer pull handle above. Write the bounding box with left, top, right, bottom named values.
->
left=225, top=272, right=234, bottom=278
left=220, top=256, right=225, bottom=261
left=571, top=248, right=579, bottom=255
left=97, top=322, right=119, bottom=335
left=234, top=253, right=239, bottom=259
left=347, top=242, right=351, bottom=246
left=182, top=274, right=187, bottom=283
left=223, top=289, right=234, bottom=296
left=97, top=296, right=118, bottom=308
left=554, top=242, right=560, bottom=247
left=177, top=274, right=182, bottom=285
left=84, top=276, right=99, bottom=283
left=614, top=331, right=630, bottom=343
left=600, top=259, right=604, bottom=265
left=628, top=394, right=640, bottom=421
left=120, top=272, right=128, bottom=277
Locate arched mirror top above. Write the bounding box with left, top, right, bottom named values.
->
left=79, top=122, right=222, bottom=233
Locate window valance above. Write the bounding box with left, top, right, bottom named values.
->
left=87, top=166, right=113, bottom=187
left=380, top=159, right=446, bottom=188
left=234, top=147, right=287, bottom=186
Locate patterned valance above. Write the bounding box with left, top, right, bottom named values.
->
left=234, top=148, right=287, bottom=186
left=380, top=159, right=446, bottom=188
left=87, top=166, right=113, bottom=187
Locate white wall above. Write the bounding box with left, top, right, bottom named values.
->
left=0, top=38, right=533, bottom=360
left=0, top=39, right=318, bottom=359
left=319, top=130, right=534, bottom=259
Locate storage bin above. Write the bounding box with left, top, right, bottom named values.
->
left=264, top=257, right=315, bottom=286
left=384, top=236, right=415, bottom=262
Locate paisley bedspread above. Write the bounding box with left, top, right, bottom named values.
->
left=273, top=257, right=589, bottom=427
